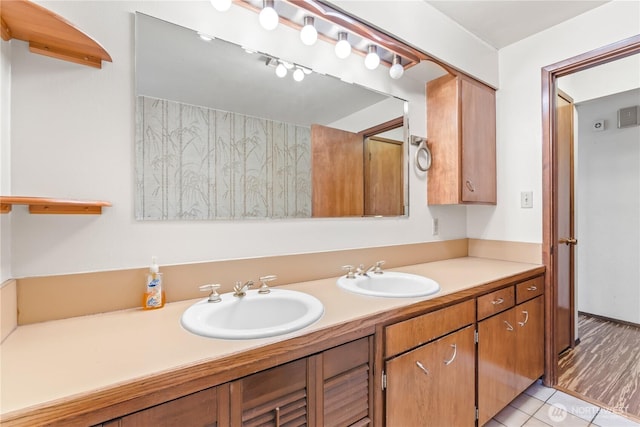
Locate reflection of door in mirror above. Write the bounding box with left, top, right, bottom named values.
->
left=311, top=124, right=364, bottom=217
left=364, top=137, right=403, bottom=216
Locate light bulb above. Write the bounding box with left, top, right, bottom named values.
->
left=293, top=68, right=305, bottom=82
left=364, top=45, right=380, bottom=70
left=389, top=55, right=404, bottom=79
left=209, top=0, right=232, bottom=12
left=275, top=63, right=287, bottom=78
left=198, top=32, right=213, bottom=42
left=259, top=0, right=278, bottom=31
left=334, top=32, right=351, bottom=59
left=300, top=16, right=317, bottom=46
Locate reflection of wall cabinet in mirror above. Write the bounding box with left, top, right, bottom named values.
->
left=426, top=74, right=497, bottom=205
left=311, top=125, right=404, bottom=217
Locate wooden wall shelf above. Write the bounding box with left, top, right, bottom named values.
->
left=0, top=196, right=111, bottom=214
left=0, top=0, right=112, bottom=68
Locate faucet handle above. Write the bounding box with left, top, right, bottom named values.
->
left=342, top=265, right=356, bottom=279
left=258, top=275, right=277, bottom=294
left=199, top=284, right=222, bottom=303
left=373, top=260, right=386, bottom=274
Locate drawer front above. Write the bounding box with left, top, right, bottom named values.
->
left=516, top=276, right=544, bottom=304
left=477, top=286, right=515, bottom=320
left=385, top=299, right=475, bottom=358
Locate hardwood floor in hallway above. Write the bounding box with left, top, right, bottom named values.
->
left=558, top=313, right=640, bottom=421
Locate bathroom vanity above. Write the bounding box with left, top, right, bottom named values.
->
left=0, top=257, right=544, bottom=427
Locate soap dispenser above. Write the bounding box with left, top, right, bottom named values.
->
left=143, top=256, right=165, bottom=310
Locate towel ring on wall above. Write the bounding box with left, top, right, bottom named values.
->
left=410, top=135, right=431, bottom=172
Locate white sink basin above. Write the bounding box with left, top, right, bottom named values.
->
left=337, top=271, right=440, bottom=298
left=181, top=288, right=324, bottom=339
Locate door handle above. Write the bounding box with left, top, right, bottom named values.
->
left=559, top=237, right=578, bottom=245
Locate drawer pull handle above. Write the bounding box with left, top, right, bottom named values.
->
left=504, top=320, right=514, bottom=331
left=416, top=361, right=429, bottom=375
left=527, top=285, right=537, bottom=291
left=519, top=310, right=529, bottom=327
left=492, top=298, right=504, bottom=305
left=444, top=344, right=457, bottom=366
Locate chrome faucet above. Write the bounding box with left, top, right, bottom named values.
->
left=233, top=280, right=254, bottom=297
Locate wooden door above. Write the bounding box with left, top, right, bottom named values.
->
left=311, top=124, right=363, bottom=217
left=385, top=326, right=475, bottom=427
left=555, top=91, right=575, bottom=354
left=460, top=76, right=497, bottom=204
left=364, top=137, right=403, bottom=216
left=230, top=358, right=308, bottom=427
left=515, top=296, right=545, bottom=394
left=478, top=309, right=516, bottom=426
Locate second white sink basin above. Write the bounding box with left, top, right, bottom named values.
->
left=181, top=289, right=324, bottom=340
left=337, top=271, right=440, bottom=298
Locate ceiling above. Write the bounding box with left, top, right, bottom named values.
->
left=425, top=1, right=610, bottom=49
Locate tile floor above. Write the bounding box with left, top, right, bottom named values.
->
left=487, top=381, right=640, bottom=427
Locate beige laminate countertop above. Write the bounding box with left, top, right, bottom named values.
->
left=0, top=257, right=544, bottom=424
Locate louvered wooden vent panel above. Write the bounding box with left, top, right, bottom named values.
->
left=242, top=389, right=307, bottom=427
left=324, top=365, right=370, bottom=426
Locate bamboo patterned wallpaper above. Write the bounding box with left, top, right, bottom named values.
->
left=135, top=96, right=312, bottom=220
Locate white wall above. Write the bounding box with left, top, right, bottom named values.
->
left=7, top=0, right=486, bottom=277
left=574, top=89, right=640, bottom=324
left=467, top=0, right=640, bottom=243
left=1, top=40, right=11, bottom=283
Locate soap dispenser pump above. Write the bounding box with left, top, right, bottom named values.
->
left=143, top=256, right=165, bottom=310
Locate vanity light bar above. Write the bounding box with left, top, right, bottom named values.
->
left=234, top=0, right=428, bottom=71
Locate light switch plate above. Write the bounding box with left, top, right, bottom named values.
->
left=521, top=191, right=533, bottom=209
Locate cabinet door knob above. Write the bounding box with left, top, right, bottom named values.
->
left=518, top=310, right=529, bottom=327
left=443, top=344, right=457, bottom=366
left=416, top=361, right=429, bottom=375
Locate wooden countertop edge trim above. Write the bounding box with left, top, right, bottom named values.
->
left=0, top=266, right=545, bottom=427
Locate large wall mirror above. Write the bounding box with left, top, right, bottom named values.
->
left=135, top=13, right=409, bottom=220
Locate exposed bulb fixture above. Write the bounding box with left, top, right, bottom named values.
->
left=275, top=62, right=287, bottom=78
left=209, top=0, right=232, bottom=12
left=300, top=16, right=318, bottom=46
left=259, top=0, right=279, bottom=31
left=364, top=45, right=380, bottom=70
left=389, top=55, right=404, bottom=79
left=293, top=68, right=305, bottom=82
left=334, top=32, right=351, bottom=59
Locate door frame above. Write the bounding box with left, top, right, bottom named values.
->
left=541, top=34, right=640, bottom=386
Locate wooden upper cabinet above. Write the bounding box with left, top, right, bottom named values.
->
left=426, top=74, right=496, bottom=205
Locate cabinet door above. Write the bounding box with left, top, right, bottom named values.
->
left=515, top=296, right=545, bottom=394
left=112, top=387, right=219, bottom=427
left=322, top=336, right=373, bottom=426
left=386, top=326, right=475, bottom=427
left=230, top=358, right=308, bottom=427
left=478, top=308, right=517, bottom=426
left=460, top=77, right=496, bottom=204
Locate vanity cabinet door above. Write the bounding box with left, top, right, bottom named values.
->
left=230, top=358, right=308, bottom=427
left=385, top=326, right=476, bottom=427
left=478, top=308, right=517, bottom=426
left=321, top=336, right=373, bottom=426
left=515, top=296, right=544, bottom=394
